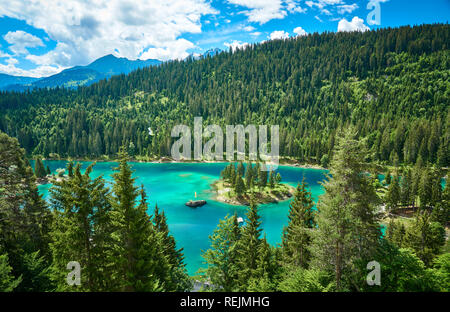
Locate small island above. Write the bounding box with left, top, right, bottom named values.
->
left=212, top=162, right=295, bottom=206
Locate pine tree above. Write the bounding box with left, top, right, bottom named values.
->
left=386, top=173, right=401, bottom=212
left=401, top=168, right=413, bottom=206
left=384, top=168, right=392, bottom=185
left=236, top=200, right=263, bottom=291
left=237, top=162, right=245, bottom=178
left=49, top=162, right=113, bottom=291
left=431, top=183, right=449, bottom=227
left=200, top=214, right=240, bottom=291
left=0, top=132, right=53, bottom=291
left=0, top=251, right=21, bottom=292
left=108, top=147, right=163, bottom=291
left=281, top=179, right=315, bottom=268
left=153, top=203, right=190, bottom=291
left=34, top=157, right=47, bottom=178
left=405, top=211, right=446, bottom=266
left=269, top=170, right=275, bottom=188
left=311, top=127, right=381, bottom=291
left=275, top=172, right=282, bottom=185
left=258, top=166, right=268, bottom=189
left=235, top=175, right=245, bottom=197
left=418, top=168, right=433, bottom=208
left=245, top=162, right=254, bottom=190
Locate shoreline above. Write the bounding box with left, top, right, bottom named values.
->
left=39, top=157, right=327, bottom=171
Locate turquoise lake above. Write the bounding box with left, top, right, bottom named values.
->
left=37, top=161, right=328, bottom=275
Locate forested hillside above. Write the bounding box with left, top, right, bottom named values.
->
left=0, top=24, right=448, bottom=167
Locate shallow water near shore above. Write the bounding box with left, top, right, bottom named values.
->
left=37, top=161, right=328, bottom=275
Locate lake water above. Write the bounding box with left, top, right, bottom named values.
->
left=37, top=161, right=328, bottom=275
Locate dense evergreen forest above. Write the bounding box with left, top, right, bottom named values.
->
left=0, top=24, right=448, bottom=167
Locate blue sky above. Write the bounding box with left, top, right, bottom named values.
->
left=0, top=0, right=448, bottom=78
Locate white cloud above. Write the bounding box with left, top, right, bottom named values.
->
left=224, top=40, right=249, bottom=52
left=5, top=57, right=18, bottom=65
left=338, top=16, right=370, bottom=32
left=0, top=62, right=63, bottom=78
left=3, top=30, right=45, bottom=55
left=305, top=0, right=343, bottom=11
left=227, top=0, right=306, bottom=24
left=0, top=50, right=11, bottom=58
left=250, top=32, right=262, bottom=36
left=285, top=0, right=307, bottom=13
left=140, top=39, right=195, bottom=61
left=306, top=1, right=325, bottom=9
left=269, top=30, right=289, bottom=40
left=293, top=26, right=307, bottom=36
left=243, top=25, right=256, bottom=32
left=337, top=4, right=358, bottom=14
left=0, top=0, right=218, bottom=73
left=228, top=0, right=287, bottom=24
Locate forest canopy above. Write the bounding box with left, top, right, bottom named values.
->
left=0, top=24, right=448, bottom=167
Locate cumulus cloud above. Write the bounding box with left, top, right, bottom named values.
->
left=140, top=39, right=195, bottom=61
left=337, top=4, right=358, bottom=14
left=0, top=50, right=12, bottom=58
left=293, top=26, right=307, bottom=36
left=224, top=40, right=249, bottom=52
left=269, top=30, right=289, bottom=40
left=0, top=61, right=63, bottom=77
left=0, top=0, right=218, bottom=71
left=285, top=0, right=307, bottom=13
left=3, top=30, right=45, bottom=55
left=227, top=0, right=306, bottom=24
left=338, top=16, right=370, bottom=32
left=228, top=0, right=287, bottom=24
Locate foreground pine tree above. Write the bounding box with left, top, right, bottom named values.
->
left=200, top=214, right=240, bottom=291
left=108, top=147, right=165, bottom=291
left=50, top=163, right=113, bottom=291
left=281, top=179, right=315, bottom=268
left=153, top=203, right=191, bottom=291
left=311, top=127, right=381, bottom=291
left=0, top=131, right=53, bottom=291
left=235, top=200, right=264, bottom=290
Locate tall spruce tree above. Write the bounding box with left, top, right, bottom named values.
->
left=49, top=163, right=113, bottom=291
left=0, top=131, right=53, bottom=292
left=386, top=173, right=401, bottom=212
left=311, top=127, right=381, bottom=291
left=200, top=214, right=240, bottom=291
left=34, top=157, right=47, bottom=178
left=281, top=179, right=315, bottom=268
left=236, top=200, right=263, bottom=291
left=153, top=203, right=190, bottom=291
left=108, top=147, right=164, bottom=291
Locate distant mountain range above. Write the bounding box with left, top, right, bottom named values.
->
left=1, top=54, right=162, bottom=91
left=0, top=49, right=224, bottom=91
left=0, top=74, right=39, bottom=89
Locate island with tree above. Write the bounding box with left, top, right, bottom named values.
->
left=212, top=162, right=295, bottom=206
